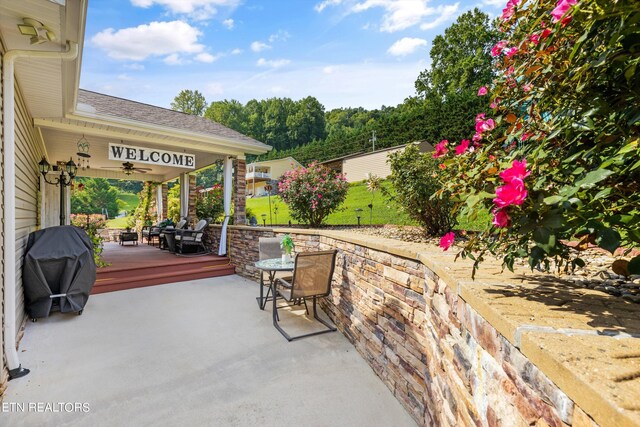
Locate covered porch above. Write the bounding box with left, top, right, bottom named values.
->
left=4, top=276, right=415, bottom=426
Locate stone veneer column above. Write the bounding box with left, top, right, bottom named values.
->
left=234, top=158, right=246, bottom=225
left=188, top=174, right=197, bottom=224
left=161, top=183, right=168, bottom=220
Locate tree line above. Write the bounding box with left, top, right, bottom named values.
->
left=171, top=9, right=499, bottom=165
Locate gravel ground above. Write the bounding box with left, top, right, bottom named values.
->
left=344, top=225, right=640, bottom=303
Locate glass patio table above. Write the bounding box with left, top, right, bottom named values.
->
left=255, top=258, right=294, bottom=310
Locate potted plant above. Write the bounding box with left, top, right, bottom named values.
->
left=280, top=234, right=295, bottom=263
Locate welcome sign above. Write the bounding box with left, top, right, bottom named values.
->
left=108, top=143, right=195, bottom=169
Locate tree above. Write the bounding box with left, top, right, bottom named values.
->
left=171, top=89, right=207, bottom=116
left=415, top=8, right=500, bottom=98
left=205, top=100, right=246, bottom=133
left=71, top=178, right=120, bottom=218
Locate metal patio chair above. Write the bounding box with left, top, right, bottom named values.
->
left=174, top=217, right=211, bottom=254
left=159, top=217, right=189, bottom=251
left=258, top=237, right=287, bottom=309
left=272, top=250, right=338, bottom=341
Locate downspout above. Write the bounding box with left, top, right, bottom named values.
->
left=2, top=41, right=79, bottom=380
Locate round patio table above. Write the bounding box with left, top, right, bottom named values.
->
left=255, top=258, right=294, bottom=310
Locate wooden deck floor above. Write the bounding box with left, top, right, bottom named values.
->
left=93, top=242, right=235, bottom=294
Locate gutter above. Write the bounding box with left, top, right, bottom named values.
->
left=2, top=41, right=79, bottom=380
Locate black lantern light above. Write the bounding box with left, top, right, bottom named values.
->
left=40, top=156, right=76, bottom=225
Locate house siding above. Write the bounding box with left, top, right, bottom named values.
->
left=0, top=47, right=6, bottom=399
left=14, top=81, right=45, bottom=333
left=0, top=47, right=45, bottom=400
left=342, top=147, right=405, bottom=183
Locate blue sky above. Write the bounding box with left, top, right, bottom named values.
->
left=81, top=0, right=504, bottom=111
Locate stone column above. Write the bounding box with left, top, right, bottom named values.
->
left=234, top=158, right=246, bottom=225
left=161, top=183, right=168, bottom=220
left=188, top=174, right=197, bottom=224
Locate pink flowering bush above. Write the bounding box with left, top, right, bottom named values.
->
left=434, top=0, right=640, bottom=274
left=278, top=162, right=348, bottom=227
left=195, top=183, right=224, bottom=222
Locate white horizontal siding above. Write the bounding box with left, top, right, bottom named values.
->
left=0, top=47, right=6, bottom=394
left=342, top=148, right=404, bottom=183
left=13, top=78, right=45, bottom=332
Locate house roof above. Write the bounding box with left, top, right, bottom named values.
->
left=77, top=90, right=268, bottom=148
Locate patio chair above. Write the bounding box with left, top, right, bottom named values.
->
left=159, top=217, right=189, bottom=251
left=258, top=237, right=286, bottom=307
left=142, top=222, right=162, bottom=246
left=272, top=250, right=338, bottom=341
left=175, top=217, right=212, bottom=254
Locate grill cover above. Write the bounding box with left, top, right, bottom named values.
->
left=23, top=226, right=97, bottom=318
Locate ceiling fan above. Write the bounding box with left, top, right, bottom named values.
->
left=101, top=162, right=152, bottom=175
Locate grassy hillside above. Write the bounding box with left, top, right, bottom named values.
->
left=247, top=181, right=414, bottom=226
left=105, top=192, right=138, bottom=228
left=247, top=180, right=490, bottom=231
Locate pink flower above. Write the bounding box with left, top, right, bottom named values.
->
left=455, top=139, right=470, bottom=155
left=551, top=0, right=577, bottom=23
left=489, top=155, right=496, bottom=161
left=476, top=118, right=495, bottom=133
left=521, top=133, right=532, bottom=141
left=475, top=113, right=486, bottom=123
left=493, top=179, right=528, bottom=208
left=490, top=98, right=500, bottom=109
left=491, top=40, right=508, bottom=57
left=523, top=83, right=533, bottom=92
left=541, top=28, right=553, bottom=38
left=439, top=232, right=455, bottom=251
left=492, top=209, right=511, bottom=228
left=501, top=0, right=518, bottom=21
left=505, top=47, right=518, bottom=57
left=506, top=65, right=515, bottom=75
left=499, top=159, right=531, bottom=183
left=432, top=140, right=449, bottom=158
left=477, top=86, right=488, bottom=96
left=529, top=33, right=540, bottom=45
left=473, top=132, right=483, bottom=143
left=439, top=163, right=446, bottom=170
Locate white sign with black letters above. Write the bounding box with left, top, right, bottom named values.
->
left=108, top=143, right=195, bottom=169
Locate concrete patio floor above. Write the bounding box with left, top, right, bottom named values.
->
left=4, top=275, right=415, bottom=426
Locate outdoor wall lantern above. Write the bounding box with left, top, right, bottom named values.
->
left=261, top=213, right=267, bottom=227
left=39, top=157, right=77, bottom=226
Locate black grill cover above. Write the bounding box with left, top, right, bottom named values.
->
left=23, top=226, right=97, bottom=318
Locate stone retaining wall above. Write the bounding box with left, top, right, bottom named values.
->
left=211, top=225, right=638, bottom=427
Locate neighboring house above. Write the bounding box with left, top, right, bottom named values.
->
left=319, top=141, right=434, bottom=183
left=0, top=0, right=270, bottom=392
left=246, top=156, right=302, bottom=196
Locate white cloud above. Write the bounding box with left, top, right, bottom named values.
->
left=250, top=41, right=271, bottom=52
left=482, top=0, right=505, bottom=5
left=117, top=73, right=132, bottom=80
left=163, top=53, right=184, bottom=65
left=256, top=58, right=291, bottom=68
left=195, top=52, right=218, bottom=63
left=420, top=4, right=460, bottom=30
left=344, top=0, right=460, bottom=33
left=323, top=66, right=337, bottom=74
left=314, top=0, right=343, bottom=12
left=231, top=48, right=243, bottom=55
left=387, top=37, right=427, bottom=56
left=205, top=82, right=225, bottom=95
left=268, top=30, right=290, bottom=43
left=131, top=0, right=240, bottom=21
left=124, top=63, right=145, bottom=70
left=222, top=18, right=234, bottom=29
left=92, top=21, right=204, bottom=61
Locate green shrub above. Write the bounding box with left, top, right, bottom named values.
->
left=434, top=0, right=640, bottom=273
left=70, top=214, right=108, bottom=267
left=387, top=144, right=457, bottom=236
left=278, top=162, right=349, bottom=227
left=195, top=184, right=224, bottom=222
